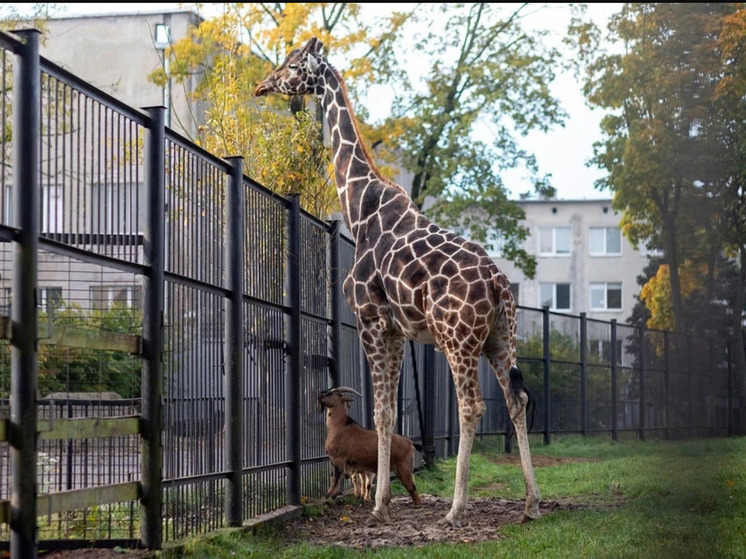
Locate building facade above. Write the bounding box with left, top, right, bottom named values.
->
left=492, top=198, right=651, bottom=323
left=40, top=9, right=204, bottom=139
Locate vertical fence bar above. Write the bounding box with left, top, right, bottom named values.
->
left=329, top=220, right=342, bottom=388
left=286, top=194, right=301, bottom=505
left=10, top=28, right=41, bottom=559
left=580, top=313, right=588, bottom=436
left=360, top=351, right=373, bottom=429
left=727, top=341, right=733, bottom=436
left=610, top=319, right=617, bottom=441
left=141, top=106, right=165, bottom=550
left=639, top=326, right=645, bottom=441
left=448, top=373, right=457, bottom=457
left=709, top=340, right=715, bottom=437
left=688, top=335, right=694, bottom=436
left=422, top=344, right=436, bottom=468
left=225, top=157, right=244, bottom=526
left=542, top=306, right=551, bottom=445
left=664, top=330, right=671, bottom=440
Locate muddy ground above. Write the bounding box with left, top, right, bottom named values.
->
left=40, top=455, right=595, bottom=557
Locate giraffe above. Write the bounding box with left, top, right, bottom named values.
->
left=254, top=37, right=540, bottom=527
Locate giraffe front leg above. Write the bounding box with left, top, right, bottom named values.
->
left=359, top=329, right=405, bottom=527
left=366, top=409, right=395, bottom=526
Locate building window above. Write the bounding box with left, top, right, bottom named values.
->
left=90, top=285, right=142, bottom=310
left=540, top=282, right=571, bottom=311
left=0, top=287, right=10, bottom=317
left=590, top=282, right=622, bottom=310
left=41, top=185, right=64, bottom=234
left=538, top=226, right=571, bottom=256
left=589, top=227, right=621, bottom=256
left=39, top=287, right=63, bottom=313
left=91, top=182, right=145, bottom=234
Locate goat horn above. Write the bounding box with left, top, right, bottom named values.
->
left=332, top=386, right=362, bottom=397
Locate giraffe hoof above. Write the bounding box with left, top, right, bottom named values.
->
left=365, top=509, right=390, bottom=527
left=440, top=512, right=461, bottom=528
left=520, top=511, right=541, bottom=524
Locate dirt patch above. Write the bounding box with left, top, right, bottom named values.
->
left=40, top=456, right=595, bottom=556
left=40, top=549, right=154, bottom=559
left=487, top=453, right=597, bottom=468
left=284, top=494, right=582, bottom=549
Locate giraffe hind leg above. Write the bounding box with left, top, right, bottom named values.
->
left=503, top=363, right=541, bottom=521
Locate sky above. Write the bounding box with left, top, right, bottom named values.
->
left=19, top=2, right=622, bottom=201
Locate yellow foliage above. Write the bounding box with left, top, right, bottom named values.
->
left=640, top=264, right=674, bottom=331
left=640, top=260, right=707, bottom=332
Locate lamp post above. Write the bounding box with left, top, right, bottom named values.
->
left=154, top=23, right=171, bottom=128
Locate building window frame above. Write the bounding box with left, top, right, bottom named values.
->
left=538, top=226, right=571, bottom=256
left=539, top=282, right=571, bottom=311
left=590, top=282, right=623, bottom=311
left=589, top=226, right=622, bottom=256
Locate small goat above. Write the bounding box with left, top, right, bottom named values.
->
left=349, top=470, right=375, bottom=501
left=318, top=387, right=421, bottom=506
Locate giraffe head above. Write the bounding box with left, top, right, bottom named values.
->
left=253, top=37, right=326, bottom=98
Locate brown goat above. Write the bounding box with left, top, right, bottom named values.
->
left=318, top=387, right=421, bottom=506
left=347, top=469, right=375, bottom=501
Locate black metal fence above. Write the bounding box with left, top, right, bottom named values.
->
left=0, top=28, right=740, bottom=557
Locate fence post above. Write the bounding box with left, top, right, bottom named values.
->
left=141, top=105, right=166, bottom=549
left=580, top=313, right=587, bottom=437
left=542, top=306, right=551, bottom=445
left=224, top=157, right=244, bottom=526
left=422, top=344, right=436, bottom=468
left=286, top=193, right=302, bottom=505
left=639, top=326, right=645, bottom=441
left=10, top=28, right=41, bottom=559
left=448, top=372, right=457, bottom=457
left=610, top=319, right=618, bottom=441
left=727, top=341, right=733, bottom=436
left=329, top=220, right=342, bottom=388
left=664, top=330, right=671, bottom=440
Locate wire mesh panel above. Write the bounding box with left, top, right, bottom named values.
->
left=243, top=181, right=286, bottom=306
left=586, top=319, right=612, bottom=432
left=643, top=329, right=667, bottom=434
left=668, top=331, right=692, bottom=435
left=477, top=356, right=509, bottom=436
left=163, top=478, right=226, bottom=542
left=616, top=323, right=640, bottom=433
left=163, top=282, right=226, bottom=480
left=162, top=281, right=226, bottom=540
left=164, top=139, right=226, bottom=286
left=0, top=42, right=14, bottom=227
left=38, top=72, right=145, bottom=264
left=35, top=397, right=141, bottom=541
left=242, top=302, right=286, bottom=471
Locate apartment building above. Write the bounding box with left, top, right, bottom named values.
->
left=490, top=198, right=651, bottom=323
left=40, top=9, right=204, bottom=139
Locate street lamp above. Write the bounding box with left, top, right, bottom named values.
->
left=154, top=23, right=171, bottom=127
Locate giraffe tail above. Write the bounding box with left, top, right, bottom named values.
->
left=508, top=365, right=536, bottom=434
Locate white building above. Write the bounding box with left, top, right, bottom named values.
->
left=492, top=198, right=650, bottom=322
left=39, top=9, right=205, bottom=139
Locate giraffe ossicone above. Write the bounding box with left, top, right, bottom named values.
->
left=254, top=36, right=541, bottom=528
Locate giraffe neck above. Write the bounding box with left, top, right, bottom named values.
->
left=318, top=63, right=406, bottom=239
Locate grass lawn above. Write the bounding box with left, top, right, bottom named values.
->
left=169, top=435, right=746, bottom=558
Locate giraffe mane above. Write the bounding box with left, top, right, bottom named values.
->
left=325, top=61, right=406, bottom=193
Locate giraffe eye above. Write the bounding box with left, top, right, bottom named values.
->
left=288, top=64, right=298, bottom=70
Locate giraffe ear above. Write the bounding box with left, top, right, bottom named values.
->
left=307, top=37, right=325, bottom=55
